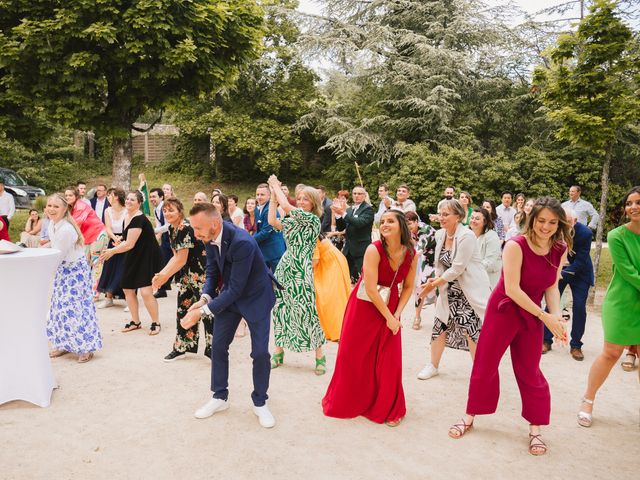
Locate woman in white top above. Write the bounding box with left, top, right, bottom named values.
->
left=96, top=188, right=127, bottom=308
left=46, top=193, right=103, bottom=363
left=227, top=194, right=245, bottom=228
left=417, top=199, right=491, bottom=380
left=469, top=208, right=502, bottom=288
left=19, top=209, right=43, bottom=247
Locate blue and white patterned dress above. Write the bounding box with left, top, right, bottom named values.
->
left=47, top=219, right=102, bottom=354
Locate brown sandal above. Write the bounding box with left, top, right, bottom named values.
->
left=122, top=321, right=142, bottom=333
left=77, top=352, right=94, bottom=363
left=448, top=418, right=473, bottom=438
left=528, top=434, right=547, bottom=456
left=49, top=350, right=68, bottom=358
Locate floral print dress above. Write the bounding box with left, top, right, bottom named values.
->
left=414, top=223, right=437, bottom=307
left=169, top=222, right=212, bottom=356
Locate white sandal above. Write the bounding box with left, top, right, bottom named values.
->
left=577, top=397, right=594, bottom=427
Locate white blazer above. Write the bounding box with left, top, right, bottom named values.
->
left=433, top=223, right=491, bottom=322
left=477, top=229, right=502, bottom=288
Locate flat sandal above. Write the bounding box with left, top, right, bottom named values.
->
left=448, top=418, right=473, bottom=439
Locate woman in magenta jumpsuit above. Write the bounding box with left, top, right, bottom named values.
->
left=448, top=197, right=572, bottom=456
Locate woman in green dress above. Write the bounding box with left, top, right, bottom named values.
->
left=578, top=186, right=640, bottom=427
left=267, top=175, right=326, bottom=375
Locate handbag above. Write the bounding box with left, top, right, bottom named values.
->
left=356, top=266, right=400, bottom=305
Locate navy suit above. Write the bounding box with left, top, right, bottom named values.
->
left=544, top=222, right=595, bottom=348
left=253, top=201, right=286, bottom=272
left=89, top=197, right=110, bottom=223
left=203, top=223, right=277, bottom=407
left=155, top=206, right=173, bottom=290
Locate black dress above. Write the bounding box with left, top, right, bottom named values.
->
left=120, top=214, right=162, bottom=289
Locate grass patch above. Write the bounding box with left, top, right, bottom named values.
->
left=594, top=246, right=612, bottom=290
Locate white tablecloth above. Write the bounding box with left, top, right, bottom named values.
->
left=0, top=248, right=61, bottom=407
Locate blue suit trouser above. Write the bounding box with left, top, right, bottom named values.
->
left=544, top=276, right=590, bottom=348
left=210, top=308, right=271, bottom=406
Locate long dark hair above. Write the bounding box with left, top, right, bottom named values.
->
left=621, top=186, right=640, bottom=223
left=472, top=207, right=494, bottom=233
left=481, top=199, right=498, bottom=221
left=212, top=193, right=230, bottom=220
left=522, top=196, right=573, bottom=252
left=380, top=210, right=414, bottom=260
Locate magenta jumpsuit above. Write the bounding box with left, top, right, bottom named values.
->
left=466, top=235, right=566, bottom=425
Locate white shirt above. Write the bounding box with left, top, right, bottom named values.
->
left=94, top=197, right=107, bottom=221
left=374, top=196, right=393, bottom=223
left=496, top=204, right=515, bottom=232
left=390, top=198, right=416, bottom=213
left=201, top=224, right=224, bottom=316
left=562, top=198, right=599, bottom=229
left=0, top=191, right=16, bottom=219
left=153, top=201, right=170, bottom=234
left=229, top=207, right=245, bottom=228
left=49, top=219, right=85, bottom=264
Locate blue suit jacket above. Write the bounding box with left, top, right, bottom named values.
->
left=89, top=197, right=110, bottom=223
left=203, top=223, right=277, bottom=318
left=253, top=200, right=286, bottom=263
left=562, top=221, right=595, bottom=286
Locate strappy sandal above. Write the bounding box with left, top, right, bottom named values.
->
left=149, top=322, right=161, bottom=336
left=412, top=317, right=422, bottom=330
left=315, top=355, right=327, bottom=376
left=577, top=397, right=594, bottom=427
left=385, top=417, right=403, bottom=427
left=77, top=352, right=94, bottom=363
left=621, top=353, right=637, bottom=372
left=528, top=434, right=547, bottom=456
left=49, top=350, right=68, bottom=358
left=448, top=418, right=473, bottom=439
left=271, top=351, right=284, bottom=369
left=122, top=321, right=142, bottom=333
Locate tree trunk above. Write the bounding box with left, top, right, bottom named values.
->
left=111, top=133, right=133, bottom=190
left=588, top=145, right=612, bottom=304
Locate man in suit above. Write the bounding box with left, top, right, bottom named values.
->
left=253, top=183, right=286, bottom=271
left=333, top=186, right=374, bottom=283
left=89, top=183, right=110, bottom=223
left=542, top=208, right=595, bottom=361
left=149, top=187, right=172, bottom=297
left=182, top=203, right=277, bottom=428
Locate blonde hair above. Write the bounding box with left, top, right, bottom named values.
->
left=48, top=193, right=85, bottom=247
left=298, top=186, right=323, bottom=217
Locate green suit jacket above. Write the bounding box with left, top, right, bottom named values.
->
left=336, top=203, right=374, bottom=258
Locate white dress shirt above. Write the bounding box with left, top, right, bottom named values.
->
left=374, top=196, right=394, bottom=223
left=153, top=201, right=170, bottom=234
left=496, top=204, right=515, bottom=232
left=94, top=197, right=107, bottom=221
left=201, top=224, right=224, bottom=316
left=0, top=191, right=16, bottom=219
left=562, top=198, right=599, bottom=229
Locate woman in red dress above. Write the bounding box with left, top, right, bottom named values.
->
left=322, top=210, right=417, bottom=426
left=447, top=197, right=571, bottom=456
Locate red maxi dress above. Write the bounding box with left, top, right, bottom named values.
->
left=322, top=240, right=412, bottom=424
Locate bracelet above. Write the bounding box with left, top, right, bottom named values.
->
left=536, top=310, right=545, bottom=320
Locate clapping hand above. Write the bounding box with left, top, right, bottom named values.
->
left=541, top=312, right=567, bottom=345
left=99, top=249, right=114, bottom=263
left=418, top=277, right=438, bottom=299
left=267, top=175, right=280, bottom=188
left=181, top=308, right=202, bottom=330
left=187, top=298, right=207, bottom=312
left=151, top=272, right=167, bottom=291
left=331, top=198, right=346, bottom=216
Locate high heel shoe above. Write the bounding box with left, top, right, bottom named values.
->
left=271, top=351, right=284, bottom=369
left=577, top=397, right=594, bottom=427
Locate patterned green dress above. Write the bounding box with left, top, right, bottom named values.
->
left=273, top=208, right=324, bottom=352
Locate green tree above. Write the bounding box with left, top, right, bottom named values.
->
left=0, top=0, right=264, bottom=188
left=533, top=0, right=640, bottom=291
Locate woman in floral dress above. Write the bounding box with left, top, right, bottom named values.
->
left=405, top=211, right=436, bottom=330
left=46, top=193, right=102, bottom=363
left=267, top=175, right=326, bottom=375
left=151, top=198, right=212, bottom=361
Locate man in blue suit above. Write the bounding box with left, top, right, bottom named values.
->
left=543, top=208, right=595, bottom=360
left=182, top=202, right=277, bottom=428
left=253, top=183, right=286, bottom=271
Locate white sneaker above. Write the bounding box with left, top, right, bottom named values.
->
left=96, top=298, right=114, bottom=309
left=253, top=404, right=276, bottom=428
left=124, top=306, right=130, bottom=312
left=417, top=363, right=439, bottom=380
left=194, top=398, right=229, bottom=419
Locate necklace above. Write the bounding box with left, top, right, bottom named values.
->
left=446, top=232, right=455, bottom=239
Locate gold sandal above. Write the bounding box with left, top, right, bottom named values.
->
left=621, top=353, right=637, bottom=372
left=412, top=317, right=422, bottom=330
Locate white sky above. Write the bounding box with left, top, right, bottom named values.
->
left=298, top=0, right=580, bottom=19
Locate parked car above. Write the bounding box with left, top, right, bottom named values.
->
left=0, top=167, right=46, bottom=208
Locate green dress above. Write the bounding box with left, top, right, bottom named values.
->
left=273, top=208, right=324, bottom=352
left=601, top=225, right=640, bottom=345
